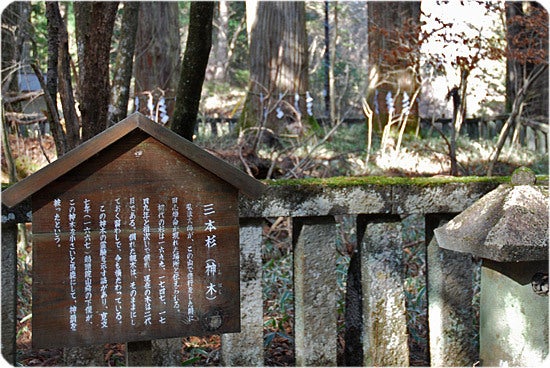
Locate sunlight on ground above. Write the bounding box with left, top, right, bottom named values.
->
left=373, top=147, right=448, bottom=176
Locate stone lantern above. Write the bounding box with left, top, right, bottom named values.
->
left=434, top=168, right=548, bottom=366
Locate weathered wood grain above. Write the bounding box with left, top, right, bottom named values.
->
left=31, top=134, right=241, bottom=348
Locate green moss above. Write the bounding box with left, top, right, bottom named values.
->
left=263, top=175, right=517, bottom=188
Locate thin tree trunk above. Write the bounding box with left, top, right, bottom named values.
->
left=2, top=115, right=17, bottom=183
left=329, top=3, right=337, bottom=123
left=79, top=2, right=119, bottom=141
left=323, top=1, right=331, bottom=120
left=52, top=2, right=80, bottom=150
left=487, top=64, right=548, bottom=176
left=171, top=2, right=215, bottom=141
left=45, top=2, right=59, bottom=115
left=1, top=2, right=29, bottom=96
left=449, top=68, right=469, bottom=176
left=44, top=4, right=67, bottom=157
left=109, top=2, right=140, bottom=126
left=31, top=63, right=67, bottom=156
left=213, top=1, right=229, bottom=81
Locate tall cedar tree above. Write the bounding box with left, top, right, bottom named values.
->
left=171, top=2, right=215, bottom=141
left=241, top=1, right=309, bottom=133
left=133, top=2, right=180, bottom=119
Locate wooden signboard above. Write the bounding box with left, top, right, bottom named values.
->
left=1, top=114, right=265, bottom=348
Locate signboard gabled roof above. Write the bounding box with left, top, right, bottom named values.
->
left=1, top=112, right=265, bottom=208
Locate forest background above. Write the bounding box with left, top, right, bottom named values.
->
left=2, top=0, right=548, bottom=183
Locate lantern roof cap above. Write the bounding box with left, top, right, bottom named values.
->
left=434, top=168, right=548, bottom=262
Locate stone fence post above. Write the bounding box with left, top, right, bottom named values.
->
left=293, top=217, right=338, bottom=366
left=359, top=215, right=409, bottom=366
left=221, top=219, right=264, bottom=366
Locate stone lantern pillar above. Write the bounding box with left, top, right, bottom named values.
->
left=434, top=168, right=548, bottom=366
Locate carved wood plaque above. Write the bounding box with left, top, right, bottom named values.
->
left=31, top=131, right=240, bottom=348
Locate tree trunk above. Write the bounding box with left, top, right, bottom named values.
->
left=323, top=1, right=331, bottom=120
left=505, top=2, right=549, bottom=118
left=171, top=2, right=215, bottom=141
left=31, top=63, right=67, bottom=156
left=367, top=1, right=421, bottom=129
left=134, top=2, right=181, bottom=120
left=448, top=68, right=469, bottom=176
left=1, top=1, right=29, bottom=95
left=487, top=64, right=548, bottom=176
left=79, top=2, right=119, bottom=142
left=53, top=2, right=80, bottom=150
left=74, top=2, right=91, bottom=96
left=45, top=2, right=60, bottom=114
left=329, top=3, right=337, bottom=123
left=44, top=2, right=67, bottom=156
left=212, top=0, right=230, bottom=81
left=241, top=1, right=309, bottom=134
left=109, top=2, right=140, bottom=126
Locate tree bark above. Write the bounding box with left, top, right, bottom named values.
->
left=1, top=2, right=30, bottom=95
left=171, top=2, right=215, bottom=141
left=44, top=2, right=67, bottom=157
left=212, top=0, right=230, bottom=81
left=323, top=1, right=331, bottom=120
left=45, top=2, right=60, bottom=114
left=329, top=3, right=337, bottom=123
left=108, top=2, right=140, bottom=126
left=134, top=2, right=181, bottom=120
left=79, top=2, right=119, bottom=141
left=487, top=64, right=548, bottom=176
left=367, top=2, right=421, bottom=128
left=241, top=1, right=309, bottom=133
left=74, top=2, right=91, bottom=96
left=505, top=2, right=549, bottom=118
left=31, top=63, right=67, bottom=156
left=53, top=2, right=80, bottom=150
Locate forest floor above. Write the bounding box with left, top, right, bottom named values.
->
left=3, top=116, right=548, bottom=183
left=5, top=118, right=547, bottom=366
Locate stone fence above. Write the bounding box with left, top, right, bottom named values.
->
left=2, top=176, right=545, bottom=366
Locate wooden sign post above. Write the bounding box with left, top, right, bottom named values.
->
left=2, top=113, right=264, bottom=348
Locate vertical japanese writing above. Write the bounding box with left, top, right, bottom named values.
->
left=53, top=198, right=61, bottom=247
left=128, top=197, right=137, bottom=326
left=114, top=198, right=123, bottom=324
left=171, top=197, right=181, bottom=312
left=203, top=203, right=219, bottom=301
left=205, top=259, right=218, bottom=277
left=68, top=199, right=78, bottom=331
left=83, top=198, right=93, bottom=324
left=186, top=203, right=195, bottom=322
left=158, top=203, right=167, bottom=324
left=99, top=205, right=108, bottom=328
left=45, top=191, right=234, bottom=340
left=143, top=198, right=152, bottom=325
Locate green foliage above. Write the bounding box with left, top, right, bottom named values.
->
left=262, top=227, right=295, bottom=348
left=228, top=68, right=249, bottom=89
left=182, top=348, right=209, bottom=366
left=262, top=251, right=294, bottom=348
left=324, top=122, right=366, bottom=153
left=29, top=2, right=48, bottom=71
left=401, top=215, right=428, bottom=362
left=226, top=2, right=249, bottom=86
left=15, top=156, right=42, bottom=179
